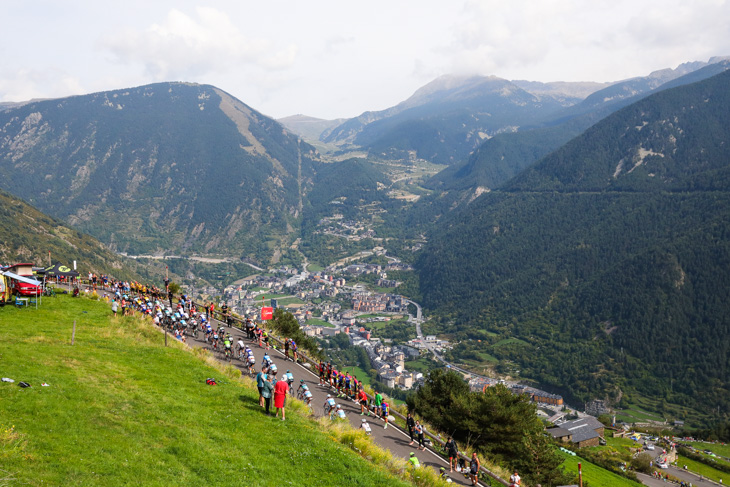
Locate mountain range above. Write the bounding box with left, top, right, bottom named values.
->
left=416, top=68, right=730, bottom=415
left=2, top=59, right=729, bottom=420
left=0, top=82, right=319, bottom=259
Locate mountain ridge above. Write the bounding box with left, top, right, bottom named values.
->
left=0, top=82, right=319, bottom=261
left=415, top=68, right=730, bottom=415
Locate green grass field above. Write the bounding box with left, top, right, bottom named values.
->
left=0, top=295, right=412, bottom=487
left=557, top=451, right=643, bottom=487
left=306, top=318, right=335, bottom=328
left=692, top=441, right=730, bottom=458
left=676, top=454, right=727, bottom=483
left=404, top=357, right=437, bottom=373
left=275, top=297, right=306, bottom=307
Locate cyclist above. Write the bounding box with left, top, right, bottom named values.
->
left=297, top=380, right=309, bottom=400
left=246, top=351, right=256, bottom=374
left=360, top=418, right=372, bottom=435
left=324, top=394, right=336, bottom=415
left=223, top=337, right=232, bottom=358
left=262, top=353, right=272, bottom=369
left=236, top=338, right=246, bottom=358
left=332, top=404, right=346, bottom=420
left=285, top=370, right=294, bottom=393
left=303, top=389, right=313, bottom=409
left=212, top=332, right=220, bottom=350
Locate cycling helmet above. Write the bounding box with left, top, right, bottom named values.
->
left=327, top=394, right=331, bottom=398
left=287, top=370, right=290, bottom=373
left=410, top=452, right=415, bottom=457
left=336, top=405, right=341, bottom=409
left=362, top=419, right=367, bottom=423
left=300, top=379, right=304, bottom=383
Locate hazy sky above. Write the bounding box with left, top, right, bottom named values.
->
left=1, top=0, right=728, bottom=119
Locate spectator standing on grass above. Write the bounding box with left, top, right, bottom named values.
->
left=274, top=376, right=288, bottom=421
left=256, top=365, right=269, bottom=407
left=407, top=413, right=416, bottom=445
left=261, top=374, right=273, bottom=415
left=111, top=299, right=118, bottom=317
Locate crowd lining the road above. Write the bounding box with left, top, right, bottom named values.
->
left=61, top=276, right=507, bottom=486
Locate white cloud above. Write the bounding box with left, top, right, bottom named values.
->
left=0, top=68, right=83, bottom=102
left=101, top=7, right=298, bottom=80
left=1, top=0, right=729, bottom=117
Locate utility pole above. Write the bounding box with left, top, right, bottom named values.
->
left=578, top=462, right=583, bottom=487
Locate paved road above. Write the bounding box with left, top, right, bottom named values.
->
left=642, top=446, right=720, bottom=486
left=83, top=285, right=498, bottom=485
left=183, top=319, right=484, bottom=486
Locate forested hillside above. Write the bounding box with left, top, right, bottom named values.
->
left=416, top=69, right=730, bottom=416
left=0, top=83, right=319, bottom=261
left=427, top=59, right=730, bottom=192
left=0, top=189, right=142, bottom=280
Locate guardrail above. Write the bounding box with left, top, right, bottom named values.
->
left=64, top=285, right=508, bottom=485
left=194, top=301, right=509, bottom=486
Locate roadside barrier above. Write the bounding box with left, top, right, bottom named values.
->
left=193, top=300, right=509, bottom=486
left=66, top=282, right=507, bottom=487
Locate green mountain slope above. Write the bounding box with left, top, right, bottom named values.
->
left=323, top=75, right=572, bottom=165
left=0, top=296, right=412, bottom=486
left=0, top=82, right=319, bottom=261
left=0, top=189, right=141, bottom=280
left=428, top=59, right=730, bottom=192
left=416, top=69, right=730, bottom=417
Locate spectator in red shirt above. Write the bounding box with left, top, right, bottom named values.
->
left=274, top=377, right=289, bottom=421
left=358, top=388, right=369, bottom=415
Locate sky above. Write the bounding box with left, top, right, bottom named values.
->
left=1, top=0, right=729, bottom=120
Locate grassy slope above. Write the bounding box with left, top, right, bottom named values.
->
left=0, top=295, right=410, bottom=487
left=675, top=454, right=727, bottom=483
left=557, top=451, right=643, bottom=487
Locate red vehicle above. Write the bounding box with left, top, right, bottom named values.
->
left=5, top=263, right=41, bottom=296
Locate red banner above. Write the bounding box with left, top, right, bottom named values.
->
left=261, top=307, right=273, bottom=320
